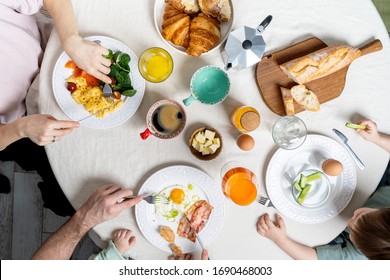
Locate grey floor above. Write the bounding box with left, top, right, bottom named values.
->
left=0, top=161, right=101, bottom=260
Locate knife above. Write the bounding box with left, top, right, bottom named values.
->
left=184, top=215, right=210, bottom=260
left=332, top=129, right=365, bottom=170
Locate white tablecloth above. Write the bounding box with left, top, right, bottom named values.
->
left=37, top=0, right=390, bottom=259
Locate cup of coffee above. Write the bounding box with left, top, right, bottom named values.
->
left=140, top=99, right=186, bottom=140
left=183, top=65, right=230, bottom=106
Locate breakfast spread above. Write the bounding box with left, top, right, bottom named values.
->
left=161, top=0, right=232, bottom=56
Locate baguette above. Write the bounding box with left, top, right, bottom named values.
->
left=290, top=85, right=320, bottom=112
left=280, top=45, right=361, bottom=84
left=280, top=87, right=295, bottom=115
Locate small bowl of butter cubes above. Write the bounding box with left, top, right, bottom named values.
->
left=189, top=127, right=222, bottom=161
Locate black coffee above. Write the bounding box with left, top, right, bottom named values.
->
left=152, top=104, right=183, bottom=134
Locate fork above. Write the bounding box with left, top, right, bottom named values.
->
left=257, top=196, right=274, bottom=208
left=122, top=194, right=168, bottom=205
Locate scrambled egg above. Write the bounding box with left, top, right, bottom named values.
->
left=66, top=76, right=123, bottom=118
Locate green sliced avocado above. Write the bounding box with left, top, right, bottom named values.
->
left=293, top=181, right=302, bottom=192
left=299, top=174, right=307, bottom=190
left=297, top=184, right=312, bottom=205
left=345, top=122, right=366, bottom=130
left=306, top=171, right=322, bottom=182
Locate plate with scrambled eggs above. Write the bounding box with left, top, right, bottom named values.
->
left=52, top=36, right=145, bottom=129
left=135, top=165, right=225, bottom=254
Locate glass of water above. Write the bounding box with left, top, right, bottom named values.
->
left=272, top=116, right=307, bottom=150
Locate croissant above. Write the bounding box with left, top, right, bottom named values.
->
left=164, top=0, right=200, bottom=14
left=162, top=4, right=191, bottom=48
left=187, top=13, right=221, bottom=57
left=198, top=0, right=232, bottom=22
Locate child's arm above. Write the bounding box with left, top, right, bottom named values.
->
left=257, top=214, right=318, bottom=260
left=357, top=120, right=390, bottom=153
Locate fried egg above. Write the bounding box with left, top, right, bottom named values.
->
left=155, top=184, right=199, bottom=222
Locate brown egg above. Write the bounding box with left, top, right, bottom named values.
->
left=322, top=159, right=344, bottom=176
left=236, top=134, right=255, bottom=151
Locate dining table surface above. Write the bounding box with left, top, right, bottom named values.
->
left=37, top=0, right=390, bottom=259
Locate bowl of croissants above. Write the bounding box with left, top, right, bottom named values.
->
left=154, top=0, right=234, bottom=57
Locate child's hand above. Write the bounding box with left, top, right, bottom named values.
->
left=113, top=229, right=136, bottom=255
left=257, top=214, right=287, bottom=244
left=357, top=119, right=380, bottom=143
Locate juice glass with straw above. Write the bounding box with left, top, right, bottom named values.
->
left=221, top=161, right=258, bottom=206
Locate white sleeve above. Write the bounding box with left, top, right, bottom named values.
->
left=0, top=0, right=43, bottom=15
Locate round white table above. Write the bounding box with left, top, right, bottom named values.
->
left=37, top=0, right=390, bottom=259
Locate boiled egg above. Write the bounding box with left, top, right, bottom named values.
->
left=322, top=159, right=343, bottom=176
left=236, top=134, right=255, bottom=151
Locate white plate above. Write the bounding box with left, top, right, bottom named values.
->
left=154, top=0, right=234, bottom=55
left=266, top=134, right=357, bottom=224
left=135, top=165, right=225, bottom=254
left=52, top=35, right=145, bottom=129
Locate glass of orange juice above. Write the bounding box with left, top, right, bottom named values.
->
left=138, top=47, right=173, bottom=83
left=221, top=161, right=258, bottom=206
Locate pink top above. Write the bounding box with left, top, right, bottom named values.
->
left=0, top=0, right=43, bottom=124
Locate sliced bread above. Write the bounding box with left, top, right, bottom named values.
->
left=290, top=85, right=320, bottom=112
left=280, top=87, right=295, bottom=115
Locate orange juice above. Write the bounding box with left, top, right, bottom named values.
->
left=231, top=106, right=260, bottom=132
left=222, top=167, right=257, bottom=206
left=138, top=47, right=173, bottom=83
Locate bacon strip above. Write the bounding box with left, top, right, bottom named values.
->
left=177, top=200, right=213, bottom=242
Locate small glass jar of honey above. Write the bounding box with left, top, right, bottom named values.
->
left=230, top=106, right=260, bottom=132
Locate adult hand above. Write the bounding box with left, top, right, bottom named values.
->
left=168, top=253, right=193, bottom=260
left=201, top=249, right=209, bottom=260
left=76, top=184, right=142, bottom=230
left=256, top=214, right=287, bottom=244
left=19, top=114, right=79, bottom=146
left=168, top=249, right=209, bottom=260
left=356, top=119, right=380, bottom=143
left=64, top=35, right=112, bottom=84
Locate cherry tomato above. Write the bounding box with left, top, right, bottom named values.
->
left=67, top=82, right=77, bottom=93
left=65, top=60, right=77, bottom=69
left=82, top=72, right=100, bottom=87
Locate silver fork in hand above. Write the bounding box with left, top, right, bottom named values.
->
left=257, top=196, right=274, bottom=208
left=122, top=194, right=168, bottom=205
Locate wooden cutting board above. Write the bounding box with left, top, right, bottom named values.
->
left=255, top=37, right=383, bottom=116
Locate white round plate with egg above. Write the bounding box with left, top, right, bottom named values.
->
left=52, top=35, right=145, bottom=129
left=266, top=134, right=357, bottom=224
left=135, top=165, right=224, bottom=254
left=153, top=0, right=234, bottom=55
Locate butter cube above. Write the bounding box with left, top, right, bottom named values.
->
left=204, top=140, right=213, bottom=147
left=195, top=132, right=206, bottom=144
left=204, top=130, right=215, bottom=140
left=202, top=148, right=211, bottom=155
left=212, top=138, right=220, bottom=147
left=192, top=138, right=198, bottom=149
left=208, top=144, right=219, bottom=154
